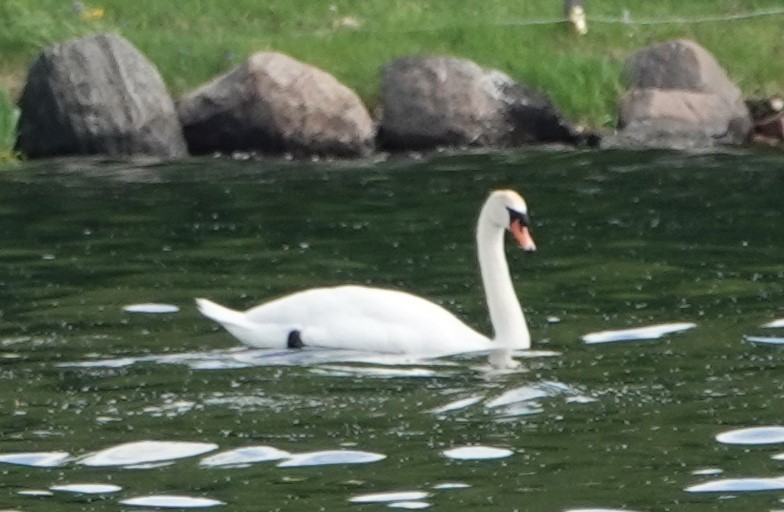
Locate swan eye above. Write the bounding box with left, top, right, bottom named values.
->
left=506, top=207, right=530, bottom=227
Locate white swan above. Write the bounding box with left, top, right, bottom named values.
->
left=196, top=189, right=536, bottom=368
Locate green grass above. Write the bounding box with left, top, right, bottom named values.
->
left=0, top=89, right=20, bottom=163
left=1, top=0, right=784, bottom=156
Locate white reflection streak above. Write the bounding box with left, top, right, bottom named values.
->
left=582, top=322, right=696, bottom=344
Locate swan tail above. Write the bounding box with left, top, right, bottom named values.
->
left=195, top=298, right=246, bottom=326
left=195, top=298, right=288, bottom=349
left=195, top=298, right=258, bottom=339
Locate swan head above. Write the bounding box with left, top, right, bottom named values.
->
left=482, top=190, right=537, bottom=251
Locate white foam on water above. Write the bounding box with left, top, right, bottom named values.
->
left=582, top=322, right=696, bottom=344
left=79, top=440, right=218, bottom=467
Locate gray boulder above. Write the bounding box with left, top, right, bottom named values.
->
left=379, top=55, right=596, bottom=150
left=609, top=39, right=751, bottom=148
left=16, top=33, right=187, bottom=159
left=177, top=52, right=374, bottom=157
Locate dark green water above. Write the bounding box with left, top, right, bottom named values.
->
left=0, top=150, right=783, bottom=511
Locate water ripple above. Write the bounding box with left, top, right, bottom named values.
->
left=277, top=450, right=386, bottom=467
left=746, top=335, right=784, bottom=345
left=50, top=483, right=122, bottom=494
left=484, top=381, right=593, bottom=417
left=58, top=346, right=558, bottom=374
left=349, top=491, right=430, bottom=503
left=685, top=477, right=784, bottom=493
left=388, top=502, right=431, bottom=509
left=432, top=482, right=470, bottom=490
left=0, top=451, right=70, bottom=467
left=582, top=322, right=696, bottom=344
left=18, top=489, right=54, bottom=497
left=78, top=441, right=218, bottom=467
left=309, top=365, right=438, bottom=378
left=120, top=495, right=225, bottom=508
left=716, top=426, right=784, bottom=445
left=429, top=395, right=484, bottom=414
left=442, top=446, right=513, bottom=460
left=485, top=385, right=549, bottom=408
left=122, top=303, right=180, bottom=314
left=762, top=318, right=784, bottom=328
left=58, top=348, right=459, bottom=371
left=564, top=509, right=642, bottom=512
left=692, top=468, right=723, bottom=476
left=200, top=446, right=290, bottom=467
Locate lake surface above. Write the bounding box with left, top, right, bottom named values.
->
left=0, top=149, right=783, bottom=511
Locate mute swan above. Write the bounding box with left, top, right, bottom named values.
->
left=196, top=189, right=536, bottom=368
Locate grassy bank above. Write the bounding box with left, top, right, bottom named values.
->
left=1, top=0, right=783, bottom=154
left=0, top=89, right=19, bottom=163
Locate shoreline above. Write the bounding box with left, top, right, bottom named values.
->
left=3, top=3, right=784, bottom=161
left=2, top=2, right=784, bottom=126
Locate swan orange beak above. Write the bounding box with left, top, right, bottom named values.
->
left=510, top=219, right=536, bottom=252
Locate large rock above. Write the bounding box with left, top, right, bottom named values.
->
left=16, top=33, right=187, bottom=159
left=609, top=39, right=751, bottom=148
left=177, top=52, right=374, bottom=157
left=379, top=55, right=596, bottom=150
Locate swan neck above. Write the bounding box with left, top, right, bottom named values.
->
left=477, top=218, right=529, bottom=351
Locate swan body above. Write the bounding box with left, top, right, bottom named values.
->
left=196, top=286, right=490, bottom=356
left=197, top=189, right=536, bottom=368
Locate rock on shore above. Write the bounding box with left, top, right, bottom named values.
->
left=607, top=39, right=752, bottom=149
left=13, top=32, right=764, bottom=160
left=378, top=55, right=596, bottom=151
left=176, top=52, right=375, bottom=157
left=16, top=33, right=187, bottom=159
